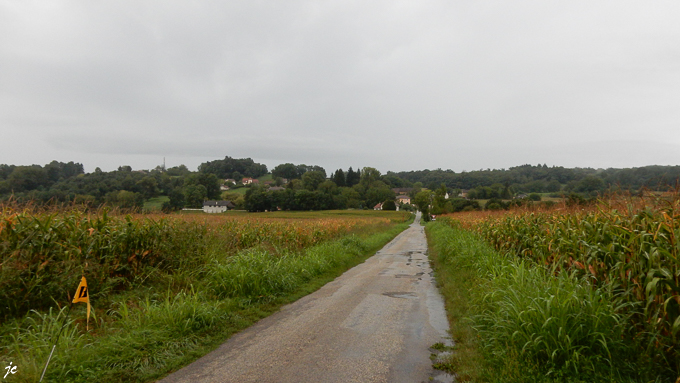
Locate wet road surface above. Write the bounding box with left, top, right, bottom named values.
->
left=159, top=212, right=452, bottom=383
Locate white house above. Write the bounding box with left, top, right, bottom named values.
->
left=203, top=200, right=235, bottom=213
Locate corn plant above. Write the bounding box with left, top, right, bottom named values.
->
left=450, top=194, right=680, bottom=375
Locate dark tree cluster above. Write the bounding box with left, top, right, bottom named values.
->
left=198, top=156, right=268, bottom=180
left=244, top=167, right=399, bottom=212
left=0, top=161, right=84, bottom=194
left=271, top=163, right=327, bottom=180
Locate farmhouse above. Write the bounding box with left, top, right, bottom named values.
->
left=203, top=200, right=235, bottom=213
left=396, top=195, right=411, bottom=204
left=373, top=203, right=383, bottom=210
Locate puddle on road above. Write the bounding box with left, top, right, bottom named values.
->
left=394, top=272, right=424, bottom=278
left=382, top=292, right=418, bottom=299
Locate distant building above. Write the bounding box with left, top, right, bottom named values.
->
left=391, top=188, right=413, bottom=195
left=396, top=195, right=411, bottom=204
left=242, top=178, right=254, bottom=185
left=203, top=200, right=235, bottom=213
left=374, top=203, right=383, bottom=210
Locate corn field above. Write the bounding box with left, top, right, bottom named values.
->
left=0, top=208, right=405, bottom=321
left=448, top=196, right=680, bottom=374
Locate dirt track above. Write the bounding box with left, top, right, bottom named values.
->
left=159, top=212, right=452, bottom=383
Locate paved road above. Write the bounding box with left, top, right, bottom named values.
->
left=159, top=212, right=452, bottom=383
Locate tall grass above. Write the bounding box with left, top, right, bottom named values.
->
left=209, top=236, right=368, bottom=298
left=472, top=197, right=680, bottom=377
left=427, top=220, right=666, bottom=382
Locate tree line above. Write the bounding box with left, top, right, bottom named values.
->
left=2, top=158, right=680, bottom=211
left=392, top=164, right=680, bottom=196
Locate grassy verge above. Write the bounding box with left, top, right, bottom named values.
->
left=426, top=221, right=662, bottom=383
left=143, top=196, right=170, bottom=211
left=2, top=220, right=410, bottom=383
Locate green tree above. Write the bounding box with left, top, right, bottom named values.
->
left=272, top=163, right=299, bottom=180
left=302, top=171, right=326, bottom=191
left=365, top=183, right=395, bottom=208
left=245, top=185, right=272, bottom=212
left=318, top=180, right=338, bottom=195
left=163, top=187, right=186, bottom=211
left=546, top=179, right=562, bottom=193
left=166, top=165, right=190, bottom=177
left=360, top=167, right=381, bottom=187
left=382, top=200, right=396, bottom=210
left=345, top=167, right=360, bottom=187
left=198, top=156, right=268, bottom=179
left=6, top=166, right=48, bottom=192
left=414, top=190, right=433, bottom=214
left=185, top=173, right=221, bottom=199
left=575, top=176, right=605, bottom=194
left=431, top=184, right=451, bottom=214
left=183, top=184, right=207, bottom=208
left=136, top=176, right=159, bottom=199
left=232, top=171, right=243, bottom=183
left=410, top=182, right=423, bottom=199
left=333, top=169, right=346, bottom=187
left=339, top=187, right=362, bottom=209
left=105, top=190, right=144, bottom=209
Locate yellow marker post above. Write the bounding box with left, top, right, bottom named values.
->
left=72, top=276, right=90, bottom=331
left=40, top=276, right=91, bottom=382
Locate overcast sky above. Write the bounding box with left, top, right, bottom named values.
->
left=1, top=1, right=679, bottom=174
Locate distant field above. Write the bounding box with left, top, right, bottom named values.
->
left=225, top=186, right=248, bottom=195
left=472, top=196, right=563, bottom=205
left=258, top=174, right=273, bottom=182
left=178, top=209, right=410, bottom=221
left=143, top=195, right=170, bottom=210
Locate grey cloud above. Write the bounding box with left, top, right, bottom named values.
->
left=2, top=1, right=680, bottom=172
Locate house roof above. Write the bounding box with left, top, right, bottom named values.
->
left=203, top=200, right=235, bottom=208
left=396, top=195, right=410, bottom=200
left=391, top=188, right=413, bottom=194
